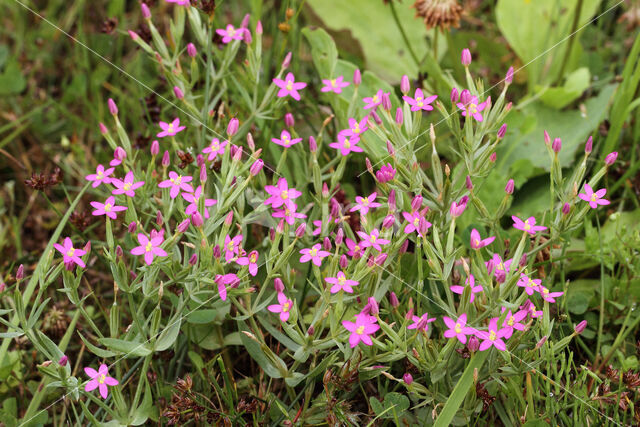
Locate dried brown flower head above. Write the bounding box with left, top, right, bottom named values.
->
left=412, top=0, right=463, bottom=31
left=24, top=167, right=63, bottom=191
left=475, top=382, right=496, bottom=412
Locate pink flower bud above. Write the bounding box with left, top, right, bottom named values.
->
left=382, top=214, right=395, bottom=229
left=188, top=253, right=198, bottom=266
left=224, top=211, right=234, bottom=226
left=450, top=201, right=466, bottom=218
left=418, top=217, right=430, bottom=236
left=322, top=183, right=330, bottom=198
left=128, top=30, right=139, bottom=41
left=156, top=210, right=163, bottom=226
left=544, top=130, right=551, bottom=145
left=519, top=253, right=527, bottom=267
left=386, top=140, right=395, bottom=156
left=399, top=239, right=409, bottom=254
left=353, top=69, right=361, bottom=86
left=465, top=175, right=473, bottom=190
left=191, top=212, right=204, bottom=227
left=497, top=123, right=507, bottom=139
left=284, top=113, right=295, bottom=128
left=308, top=136, right=317, bottom=153
left=83, top=241, right=91, bottom=253
left=468, top=336, right=480, bottom=352
left=241, top=14, right=251, bottom=29
left=16, top=264, right=24, bottom=280
left=339, top=254, right=348, bottom=269
left=368, top=297, right=379, bottom=315
left=382, top=92, right=391, bottom=110
left=99, top=122, right=108, bottom=134
left=256, top=20, right=263, bottom=35
left=232, top=146, right=242, bottom=162
left=274, top=278, right=285, bottom=293
left=108, top=98, right=118, bottom=115
left=307, top=325, right=314, bottom=336
left=196, top=154, right=205, bottom=168
left=141, top=3, right=151, bottom=19
left=395, top=107, right=403, bottom=125
left=335, top=228, right=344, bottom=246
left=128, top=221, right=137, bottom=233
left=246, top=133, right=255, bottom=151
left=250, top=159, right=264, bottom=176
left=605, top=151, right=618, bottom=165
left=401, top=75, right=410, bottom=94
left=116, top=245, right=124, bottom=258
left=574, top=320, right=587, bottom=334
left=177, top=218, right=190, bottom=233
left=58, top=355, right=68, bottom=366
left=450, top=87, right=459, bottom=103
left=150, top=140, right=159, bottom=156
left=293, top=222, right=306, bottom=238
left=552, top=138, right=562, bottom=154
left=388, top=189, right=397, bottom=211
left=187, top=43, right=197, bottom=58
left=505, top=179, right=514, bottom=194
left=585, top=136, right=593, bottom=154
left=460, top=89, right=471, bottom=105
left=213, top=245, right=221, bottom=259
left=173, top=86, right=184, bottom=100
left=411, top=194, right=423, bottom=212
left=227, top=118, right=239, bottom=136
left=536, top=336, right=547, bottom=349
left=461, top=48, right=472, bottom=66
left=562, top=203, right=571, bottom=215
left=403, top=373, right=413, bottom=385
left=405, top=308, right=414, bottom=320
left=199, top=165, right=207, bottom=183
left=162, top=150, right=170, bottom=167
left=244, top=31, right=253, bottom=43
left=371, top=110, right=382, bottom=125
left=323, top=237, right=332, bottom=251
left=282, top=51, right=292, bottom=69
left=505, top=66, right=514, bottom=85
left=389, top=292, right=399, bottom=308
left=490, top=152, right=497, bottom=162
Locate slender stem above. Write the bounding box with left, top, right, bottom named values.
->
left=389, top=1, right=420, bottom=67
left=556, top=0, right=584, bottom=84
left=595, top=214, right=605, bottom=360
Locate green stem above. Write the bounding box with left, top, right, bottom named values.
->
left=595, top=214, right=605, bottom=360
left=389, top=0, right=419, bottom=67
left=556, top=0, right=583, bottom=84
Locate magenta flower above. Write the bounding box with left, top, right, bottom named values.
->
left=357, top=229, right=390, bottom=252
left=517, top=273, right=541, bottom=296
left=224, top=234, right=243, bottom=262
left=325, top=271, right=359, bottom=293
left=470, top=229, right=495, bottom=249
left=130, top=233, right=167, bottom=265
left=345, top=238, right=364, bottom=258
left=578, top=184, right=610, bottom=209
left=182, top=185, right=217, bottom=218
left=54, top=237, right=87, bottom=268
left=273, top=72, right=307, bottom=101
left=202, top=138, right=228, bottom=161
left=321, top=76, right=350, bottom=93
left=407, top=313, right=436, bottom=332
left=166, top=0, right=190, bottom=4
left=402, top=211, right=431, bottom=236
left=267, top=292, right=294, bottom=322
left=90, top=196, right=127, bottom=219
left=111, top=171, right=144, bottom=197
left=109, top=147, right=126, bottom=167
left=236, top=250, right=259, bottom=276
left=363, top=89, right=385, bottom=110
left=476, top=318, right=508, bottom=351
left=522, top=299, right=543, bottom=319
left=342, top=313, right=380, bottom=347
left=350, top=192, right=381, bottom=216
left=157, top=118, right=186, bottom=138
left=344, top=117, right=368, bottom=137
left=84, top=364, right=118, bottom=399
left=85, top=164, right=114, bottom=187
left=376, top=163, right=396, bottom=183
left=403, top=88, right=437, bottom=112
left=159, top=171, right=194, bottom=199
left=450, top=274, right=483, bottom=303
left=512, top=216, right=547, bottom=235
left=215, top=273, right=239, bottom=301
left=216, top=24, right=245, bottom=44
left=486, top=254, right=512, bottom=283
left=299, top=244, right=331, bottom=266
left=272, top=203, right=307, bottom=225
left=501, top=309, right=528, bottom=339
left=443, top=314, right=475, bottom=344
left=538, top=286, right=564, bottom=303
left=329, top=131, right=363, bottom=156
left=264, top=178, right=301, bottom=210
left=450, top=198, right=468, bottom=218
left=272, top=130, right=302, bottom=148
left=457, top=95, right=488, bottom=122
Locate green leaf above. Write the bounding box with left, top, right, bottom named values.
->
left=98, top=338, right=152, bottom=357
left=0, top=59, right=26, bottom=95
left=155, top=316, right=181, bottom=351
left=238, top=321, right=283, bottom=378
left=538, top=67, right=590, bottom=109
left=301, top=27, right=338, bottom=79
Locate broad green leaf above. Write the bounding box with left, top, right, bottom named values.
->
left=155, top=316, right=181, bottom=351
left=238, top=323, right=283, bottom=379
left=0, top=59, right=26, bottom=95
left=301, top=27, right=338, bottom=79
left=538, top=67, right=591, bottom=109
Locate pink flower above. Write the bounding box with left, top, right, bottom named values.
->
left=344, top=117, right=368, bottom=137
left=325, top=271, right=359, bottom=293
left=215, top=273, right=240, bottom=301
left=85, top=165, right=114, bottom=187
left=299, top=244, right=331, bottom=266
left=476, top=318, right=508, bottom=351
left=512, top=216, right=547, bottom=235
left=578, top=184, right=610, bottom=209
left=402, top=211, right=431, bottom=236
left=84, top=364, right=118, bottom=399
left=357, top=229, right=390, bottom=252
left=166, top=0, right=190, bottom=5
left=538, top=286, right=564, bottom=303
left=470, top=229, right=495, bottom=249
left=202, top=138, right=228, bottom=161
left=157, top=118, right=186, bottom=138
left=521, top=299, right=543, bottom=319
left=109, top=147, right=126, bottom=167
left=450, top=197, right=468, bottom=218
left=450, top=274, right=483, bottom=303
left=182, top=185, right=217, bottom=218
left=236, top=250, right=259, bottom=276
left=223, top=234, right=243, bottom=262
left=264, top=178, right=302, bottom=210
left=407, top=313, right=436, bottom=331
left=273, top=72, right=306, bottom=101
left=329, top=131, right=363, bottom=156
left=350, top=192, right=381, bottom=216
left=272, top=130, right=302, bottom=148
left=376, top=163, right=396, bottom=183
left=111, top=171, right=144, bottom=197
left=486, top=254, right=512, bottom=283
left=345, top=238, right=364, bottom=258
left=342, top=313, right=380, bottom=347
left=130, top=233, right=167, bottom=265
left=517, top=273, right=541, bottom=296
left=54, top=237, right=87, bottom=268
left=271, top=203, right=307, bottom=225
left=402, top=88, right=437, bottom=112
left=501, top=309, right=527, bottom=339
left=321, top=76, right=350, bottom=93
left=216, top=24, right=245, bottom=44
left=159, top=171, right=194, bottom=199
left=443, top=313, right=475, bottom=343
left=363, top=89, right=385, bottom=110
left=457, top=95, right=488, bottom=122
left=90, top=196, right=127, bottom=219
left=268, top=292, right=294, bottom=322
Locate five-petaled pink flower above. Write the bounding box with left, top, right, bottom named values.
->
left=236, top=250, right=259, bottom=276
left=272, top=204, right=307, bottom=225
left=538, top=286, right=564, bottom=303
left=486, top=254, right=512, bottom=283
left=501, top=309, right=528, bottom=339
left=216, top=24, right=245, bottom=44
left=273, top=72, right=307, bottom=101
left=131, top=232, right=167, bottom=265
left=264, top=178, right=301, bottom=210
left=84, top=364, right=118, bottom=399
left=350, top=192, right=381, bottom=216
left=159, top=171, right=194, bottom=199
left=512, top=216, right=547, bottom=235
left=85, top=164, right=114, bottom=187
left=517, top=273, right=541, bottom=296
left=321, top=76, right=350, bottom=93
left=363, top=89, right=385, bottom=110
left=357, top=229, right=390, bottom=252
left=268, top=292, right=294, bottom=322
left=202, top=138, right=228, bottom=161
left=477, top=318, right=508, bottom=351
left=224, top=234, right=243, bottom=262
left=578, top=184, right=610, bottom=209
left=90, top=196, right=127, bottom=219
left=443, top=313, right=475, bottom=343
left=522, top=299, right=543, bottom=319
left=182, top=185, right=217, bottom=218
left=299, top=244, right=331, bottom=266
left=345, top=238, right=364, bottom=258
left=215, top=273, right=239, bottom=301
left=342, top=313, right=380, bottom=348
left=402, top=211, right=431, bottom=236
left=329, top=131, right=363, bottom=156
left=403, top=88, right=437, bottom=112
left=111, top=171, right=144, bottom=197
left=407, top=313, right=436, bottom=332
left=157, top=118, right=186, bottom=138
left=272, top=130, right=302, bottom=148
left=470, top=229, right=495, bottom=249
left=54, top=237, right=87, bottom=268
left=457, top=95, right=488, bottom=122
left=344, top=117, right=368, bottom=137
left=450, top=274, right=483, bottom=303
left=325, top=271, right=359, bottom=293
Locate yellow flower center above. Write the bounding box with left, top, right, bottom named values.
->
left=356, top=325, right=365, bottom=335
left=508, top=317, right=514, bottom=326
left=489, top=330, right=496, bottom=341
left=353, top=124, right=360, bottom=134
left=528, top=279, right=536, bottom=288
left=414, top=218, right=420, bottom=226
left=167, top=123, right=174, bottom=133
left=286, top=81, right=293, bottom=91
left=542, top=288, right=549, bottom=295
left=211, top=142, right=220, bottom=151
left=310, top=248, right=317, bottom=256
left=145, top=242, right=153, bottom=252
left=228, top=28, right=235, bottom=37
left=281, top=190, right=289, bottom=200
left=227, top=242, right=234, bottom=251
left=497, top=263, right=504, bottom=272
left=524, top=219, right=531, bottom=231
left=455, top=323, right=462, bottom=334
left=250, top=253, right=257, bottom=263
left=124, top=183, right=132, bottom=191
left=370, top=235, right=376, bottom=242
left=97, top=171, right=103, bottom=178
left=98, top=374, right=106, bottom=384
left=338, top=275, right=346, bottom=285
left=282, top=302, right=290, bottom=312
left=417, top=97, right=424, bottom=107
left=67, top=248, right=75, bottom=257
left=282, top=135, right=290, bottom=143
left=372, top=95, right=379, bottom=103
left=330, top=79, right=336, bottom=86
left=474, top=238, right=480, bottom=246
left=344, top=138, right=351, bottom=148
left=468, top=103, right=478, bottom=115
left=591, top=193, right=597, bottom=202
left=362, top=199, right=369, bottom=206
left=104, top=203, right=112, bottom=212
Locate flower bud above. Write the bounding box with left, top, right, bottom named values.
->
left=574, top=320, right=587, bottom=335
left=16, top=264, right=24, bottom=280
left=162, top=150, right=170, bottom=167
left=403, top=373, right=413, bottom=385
left=368, top=297, right=379, bottom=315
left=552, top=138, right=562, bottom=154
left=468, top=336, right=480, bottom=352
left=274, top=278, right=285, bottom=292
left=241, top=13, right=251, bottom=29
left=250, top=159, right=264, bottom=176
left=128, top=221, right=137, bottom=233
left=295, top=223, right=306, bottom=238
left=562, top=203, right=571, bottom=215
left=128, top=30, right=139, bottom=41
left=405, top=308, right=414, bottom=320
left=108, top=98, right=118, bottom=115
left=519, top=253, right=527, bottom=267
left=460, top=89, right=471, bottom=105
left=339, top=254, right=348, bottom=269
left=335, top=228, right=344, bottom=246
left=232, top=146, right=242, bottom=162
left=323, top=237, right=332, bottom=251
left=371, top=110, right=382, bottom=125
left=400, top=75, right=410, bottom=94
left=388, top=189, right=397, bottom=212
left=382, top=92, right=391, bottom=111
left=99, top=122, right=108, bottom=134
left=191, top=212, right=204, bottom=227
left=382, top=214, right=395, bottom=229
left=461, top=48, right=472, bottom=66
left=490, top=152, right=497, bottom=162
left=450, top=87, right=459, bottom=104
left=227, top=118, right=239, bottom=136
left=399, top=239, right=409, bottom=254
left=224, top=211, right=234, bottom=226
left=544, top=130, right=551, bottom=145
left=605, top=151, right=618, bottom=165
left=284, top=113, right=295, bottom=128
left=282, top=51, right=292, bottom=69
left=505, top=66, right=514, bottom=85
left=389, top=292, right=399, bottom=308
left=150, top=140, right=159, bottom=156
left=256, top=20, right=263, bottom=35
left=156, top=210, right=163, bottom=226
left=58, top=355, right=68, bottom=366
left=141, top=2, right=151, bottom=19
left=353, top=69, right=361, bottom=86
left=308, top=136, right=317, bottom=153
left=187, top=43, right=197, bottom=58
left=322, top=182, right=330, bottom=198
left=176, top=218, right=190, bottom=233
left=497, top=123, right=507, bottom=139
left=536, top=336, right=547, bottom=349
left=411, top=194, right=423, bottom=212
left=243, top=29, right=252, bottom=44
left=173, top=86, right=184, bottom=100
left=584, top=136, right=593, bottom=154
left=418, top=217, right=430, bottom=235
left=386, top=140, right=395, bottom=156
left=213, top=245, right=221, bottom=259
left=465, top=175, right=473, bottom=190
left=307, top=325, right=314, bottom=336
left=505, top=179, right=514, bottom=195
